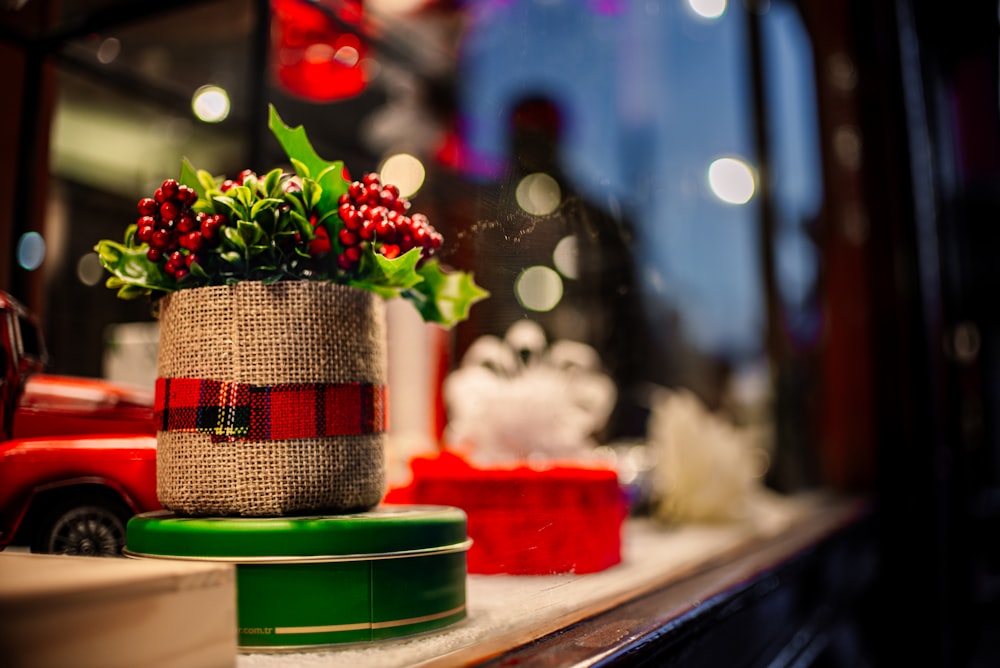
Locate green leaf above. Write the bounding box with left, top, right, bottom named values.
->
left=116, top=284, right=150, bottom=300
left=250, top=197, right=284, bottom=219
left=220, top=251, right=243, bottom=265
left=189, top=261, right=210, bottom=279
left=269, top=106, right=329, bottom=179
left=263, top=168, right=285, bottom=197
left=180, top=159, right=205, bottom=201
left=363, top=247, right=425, bottom=290
left=196, top=168, right=221, bottom=196
left=403, top=260, right=490, bottom=328
left=213, top=195, right=245, bottom=221
left=268, top=105, right=348, bottom=213
left=223, top=226, right=247, bottom=250
left=284, top=191, right=307, bottom=218
left=95, top=241, right=123, bottom=265
left=94, top=239, right=174, bottom=294
left=290, top=158, right=310, bottom=179
left=288, top=210, right=313, bottom=237
left=239, top=220, right=263, bottom=246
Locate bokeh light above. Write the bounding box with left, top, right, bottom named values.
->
left=515, top=265, right=564, bottom=312
left=515, top=172, right=561, bottom=216
left=552, top=235, right=579, bottom=279
left=77, top=252, right=105, bottom=286
left=687, top=0, right=727, bottom=20
left=17, top=232, right=45, bottom=271
left=191, top=85, right=231, bottom=123
left=96, top=37, right=121, bottom=64
left=708, top=157, right=756, bottom=204
left=379, top=153, right=425, bottom=199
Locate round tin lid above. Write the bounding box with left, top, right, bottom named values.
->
left=125, top=504, right=469, bottom=562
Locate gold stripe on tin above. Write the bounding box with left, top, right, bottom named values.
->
left=124, top=539, right=472, bottom=564
left=371, top=604, right=467, bottom=630
left=271, top=605, right=466, bottom=635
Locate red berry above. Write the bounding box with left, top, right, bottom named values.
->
left=150, top=229, right=171, bottom=249
left=238, top=169, right=256, bottom=184
left=153, top=187, right=166, bottom=203
left=200, top=215, right=224, bottom=243
left=338, top=193, right=351, bottom=205
left=160, top=201, right=179, bottom=222
left=365, top=182, right=381, bottom=203
left=374, top=218, right=394, bottom=240
left=338, top=228, right=359, bottom=246
left=413, top=226, right=429, bottom=245
left=146, top=248, right=163, bottom=262
left=221, top=179, right=237, bottom=192
left=342, top=209, right=361, bottom=231
left=337, top=253, right=355, bottom=271
left=137, top=198, right=157, bottom=216
left=177, top=185, right=197, bottom=206
left=362, top=172, right=380, bottom=187
left=348, top=181, right=365, bottom=200
left=174, top=268, right=189, bottom=280
left=344, top=245, right=362, bottom=263
left=380, top=244, right=401, bottom=259
left=359, top=219, right=375, bottom=241
left=181, top=231, right=204, bottom=252
left=137, top=224, right=154, bottom=242
left=161, top=179, right=179, bottom=199
left=309, top=226, right=332, bottom=257
left=176, top=214, right=196, bottom=233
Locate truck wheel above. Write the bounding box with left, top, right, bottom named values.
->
left=30, top=495, right=131, bottom=557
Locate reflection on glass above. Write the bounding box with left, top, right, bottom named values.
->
left=457, top=1, right=766, bottom=429
left=761, top=1, right=824, bottom=345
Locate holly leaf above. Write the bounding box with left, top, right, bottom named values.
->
left=94, top=239, right=174, bottom=296
left=349, top=247, right=425, bottom=298
left=268, top=105, right=348, bottom=213
left=403, top=260, right=490, bottom=328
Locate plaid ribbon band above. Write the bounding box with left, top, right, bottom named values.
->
left=154, top=377, right=388, bottom=442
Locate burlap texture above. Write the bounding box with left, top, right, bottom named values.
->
left=155, top=281, right=387, bottom=516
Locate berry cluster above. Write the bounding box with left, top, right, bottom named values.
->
left=134, top=178, right=227, bottom=280
left=335, top=172, right=443, bottom=272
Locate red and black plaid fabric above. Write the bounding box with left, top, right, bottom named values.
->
left=154, top=377, right=387, bottom=442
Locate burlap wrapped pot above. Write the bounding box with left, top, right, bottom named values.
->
left=153, top=281, right=387, bottom=516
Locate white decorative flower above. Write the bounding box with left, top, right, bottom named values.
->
left=443, top=320, right=616, bottom=466
left=647, top=387, right=767, bottom=523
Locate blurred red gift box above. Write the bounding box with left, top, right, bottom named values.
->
left=386, top=451, right=627, bottom=575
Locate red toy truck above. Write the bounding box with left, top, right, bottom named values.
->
left=0, top=291, right=159, bottom=556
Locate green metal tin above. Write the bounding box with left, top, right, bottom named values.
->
left=125, top=505, right=470, bottom=650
